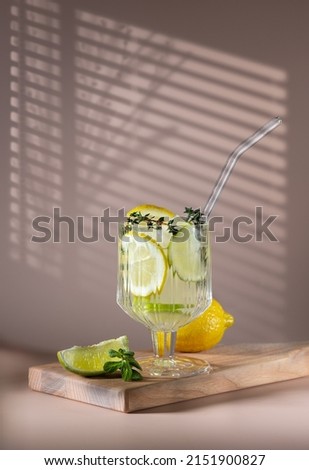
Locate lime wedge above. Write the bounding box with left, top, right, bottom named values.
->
left=57, top=335, right=129, bottom=376
left=121, top=232, right=167, bottom=297
left=168, top=224, right=208, bottom=281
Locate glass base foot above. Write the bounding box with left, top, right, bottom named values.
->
left=137, top=355, right=212, bottom=378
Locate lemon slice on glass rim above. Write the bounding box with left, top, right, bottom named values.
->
left=126, top=204, right=176, bottom=249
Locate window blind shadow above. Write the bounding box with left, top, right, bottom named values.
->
left=8, top=0, right=288, bottom=344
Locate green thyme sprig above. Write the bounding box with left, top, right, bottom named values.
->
left=126, top=207, right=205, bottom=235
left=126, top=211, right=165, bottom=231
left=167, top=218, right=180, bottom=234
left=103, top=348, right=143, bottom=381
left=183, top=207, right=204, bottom=225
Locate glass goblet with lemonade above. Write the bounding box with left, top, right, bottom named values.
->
left=117, top=205, right=212, bottom=378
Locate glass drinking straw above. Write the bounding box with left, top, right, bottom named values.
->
left=203, top=117, right=282, bottom=220
left=118, top=117, right=282, bottom=379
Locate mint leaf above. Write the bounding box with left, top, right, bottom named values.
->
left=106, top=348, right=143, bottom=381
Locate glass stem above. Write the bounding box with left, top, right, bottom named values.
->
left=151, top=330, right=177, bottom=360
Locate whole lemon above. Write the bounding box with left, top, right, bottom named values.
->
left=175, top=299, right=234, bottom=352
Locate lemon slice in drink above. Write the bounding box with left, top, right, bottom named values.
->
left=121, top=231, right=168, bottom=297
left=168, top=223, right=208, bottom=281
left=126, top=204, right=176, bottom=248
left=57, top=335, right=129, bottom=376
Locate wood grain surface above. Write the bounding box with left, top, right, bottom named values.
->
left=28, top=342, right=309, bottom=412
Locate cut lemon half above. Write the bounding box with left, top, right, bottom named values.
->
left=126, top=204, right=176, bottom=248
left=57, top=335, right=129, bottom=376
left=168, top=223, right=208, bottom=281
left=121, top=231, right=168, bottom=297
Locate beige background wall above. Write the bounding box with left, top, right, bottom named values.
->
left=1, top=0, right=308, bottom=353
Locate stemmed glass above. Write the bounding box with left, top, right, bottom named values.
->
left=117, top=220, right=212, bottom=378
left=116, top=117, right=282, bottom=378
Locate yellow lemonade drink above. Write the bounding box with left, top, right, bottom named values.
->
left=116, top=204, right=212, bottom=377
left=117, top=221, right=211, bottom=332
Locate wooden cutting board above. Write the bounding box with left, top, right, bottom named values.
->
left=28, top=342, right=309, bottom=413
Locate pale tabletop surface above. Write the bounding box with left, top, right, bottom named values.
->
left=1, top=347, right=309, bottom=450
